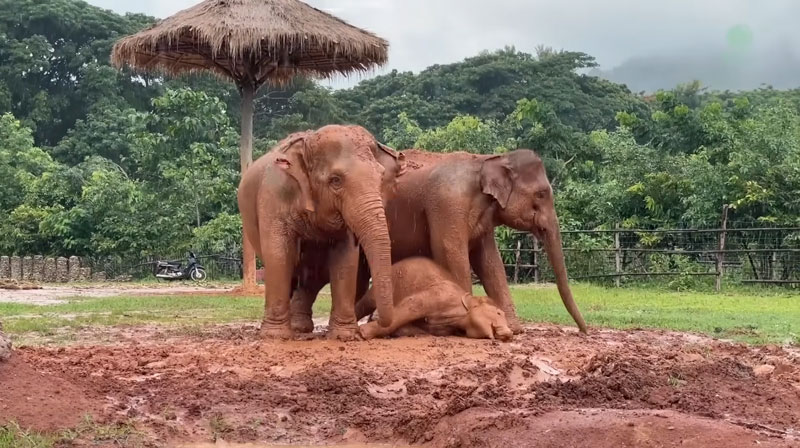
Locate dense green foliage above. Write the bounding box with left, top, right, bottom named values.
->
left=1, top=0, right=799, bottom=262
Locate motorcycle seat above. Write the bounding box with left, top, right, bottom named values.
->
left=158, top=261, right=181, bottom=268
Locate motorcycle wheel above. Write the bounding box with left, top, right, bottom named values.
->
left=190, top=267, right=207, bottom=282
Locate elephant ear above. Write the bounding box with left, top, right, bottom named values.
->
left=461, top=293, right=472, bottom=311
left=376, top=142, right=407, bottom=177
left=275, top=136, right=316, bottom=212
left=480, top=155, right=514, bottom=209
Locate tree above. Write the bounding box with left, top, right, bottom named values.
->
left=414, top=115, right=507, bottom=154
left=0, top=0, right=158, bottom=145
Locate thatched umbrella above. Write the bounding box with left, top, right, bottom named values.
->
left=111, top=0, right=388, bottom=290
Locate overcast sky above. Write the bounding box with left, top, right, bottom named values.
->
left=89, top=0, right=800, bottom=91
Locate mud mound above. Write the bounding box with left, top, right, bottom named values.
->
left=0, top=354, right=102, bottom=431
left=15, top=325, right=800, bottom=445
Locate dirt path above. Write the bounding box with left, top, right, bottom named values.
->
left=3, top=323, right=798, bottom=447
left=0, top=284, right=233, bottom=305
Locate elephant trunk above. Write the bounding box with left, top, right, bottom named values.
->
left=344, top=196, right=394, bottom=328
left=541, top=221, right=589, bottom=334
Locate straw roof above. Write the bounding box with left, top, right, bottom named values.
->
left=111, top=0, right=388, bottom=85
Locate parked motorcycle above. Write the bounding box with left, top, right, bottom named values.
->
left=154, top=252, right=207, bottom=282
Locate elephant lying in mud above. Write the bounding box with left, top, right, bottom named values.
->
left=355, top=257, right=513, bottom=341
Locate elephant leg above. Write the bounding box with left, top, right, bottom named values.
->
left=354, top=257, right=376, bottom=320
left=360, top=292, right=430, bottom=340
left=470, top=233, right=523, bottom=333
left=290, top=245, right=327, bottom=334
left=259, top=229, right=297, bottom=340
left=392, top=324, right=430, bottom=338
left=327, top=232, right=361, bottom=341
left=428, top=213, right=473, bottom=294
left=290, top=281, right=325, bottom=333
left=355, top=286, right=376, bottom=320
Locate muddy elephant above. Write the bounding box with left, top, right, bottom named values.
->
left=291, top=148, right=588, bottom=335
left=237, top=125, right=404, bottom=339
left=356, top=257, right=513, bottom=341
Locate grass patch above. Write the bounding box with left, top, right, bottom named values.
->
left=0, top=417, right=145, bottom=448
left=2, top=283, right=798, bottom=346
left=0, top=422, right=54, bottom=448
left=1, top=293, right=331, bottom=342
left=508, top=283, right=800, bottom=345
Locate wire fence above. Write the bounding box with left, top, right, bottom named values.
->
left=80, top=251, right=244, bottom=281
left=501, top=207, right=800, bottom=289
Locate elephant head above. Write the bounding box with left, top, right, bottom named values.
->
left=462, top=295, right=513, bottom=341
left=480, top=150, right=588, bottom=333
left=275, top=124, right=401, bottom=327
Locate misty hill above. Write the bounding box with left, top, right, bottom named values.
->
left=593, top=44, right=800, bottom=93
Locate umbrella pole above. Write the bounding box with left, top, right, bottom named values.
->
left=239, top=82, right=257, bottom=291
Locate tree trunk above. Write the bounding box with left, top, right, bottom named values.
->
left=240, top=83, right=257, bottom=290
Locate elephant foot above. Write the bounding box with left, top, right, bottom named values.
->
left=259, top=323, right=294, bottom=340
left=290, top=314, right=315, bottom=334
left=358, top=321, right=380, bottom=340
left=506, top=315, right=525, bottom=335
left=327, top=324, right=362, bottom=341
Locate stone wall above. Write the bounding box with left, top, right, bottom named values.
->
left=0, top=321, right=11, bottom=362
left=0, top=255, right=104, bottom=283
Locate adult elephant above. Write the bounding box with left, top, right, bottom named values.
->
left=238, top=125, right=404, bottom=339
left=290, top=148, right=588, bottom=335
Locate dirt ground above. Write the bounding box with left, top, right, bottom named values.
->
left=2, top=323, right=798, bottom=447
left=0, top=283, right=233, bottom=305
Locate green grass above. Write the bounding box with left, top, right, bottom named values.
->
left=0, top=422, right=54, bottom=448
left=0, top=293, right=331, bottom=340
left=0, top=417, right=144, bottom=448
left=506, top=283, right=800, bottom=345
left=2, top=283, right=798, bottom=346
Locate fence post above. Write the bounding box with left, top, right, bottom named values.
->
left=614, top=224, right=621, bottom=287
left=513, top=239, right=521, bottom=284
left=715, top=204, right=729, bottom=292
left=532, top=236, right=540, bottom=283
left=771, top=251, right=778, bottom=282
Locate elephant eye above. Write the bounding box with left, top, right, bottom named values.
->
left=329, top=174, right=343, bottom=189
left=534, top=189, right=548, bottom=200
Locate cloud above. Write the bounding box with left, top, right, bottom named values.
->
left=89, top=0, right=800, bottom=90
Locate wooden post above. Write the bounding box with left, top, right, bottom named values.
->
left=532, top=236, right=540, bottom=283
left=771, top=251, right=778, bottom=281
left=513, top=239, right=522, bottom=284
left=715, top=204, right=729, bottom=292
left=614, top=224, right=621, bottom=287
left=239, top=81, right=257, bottom=291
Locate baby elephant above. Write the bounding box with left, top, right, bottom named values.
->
left=356, top=257, right=513, bottom=341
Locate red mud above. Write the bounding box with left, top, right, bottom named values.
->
left=0, top=354, right=101, bottom=431
left=3, top=324, right=799, bottom=447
